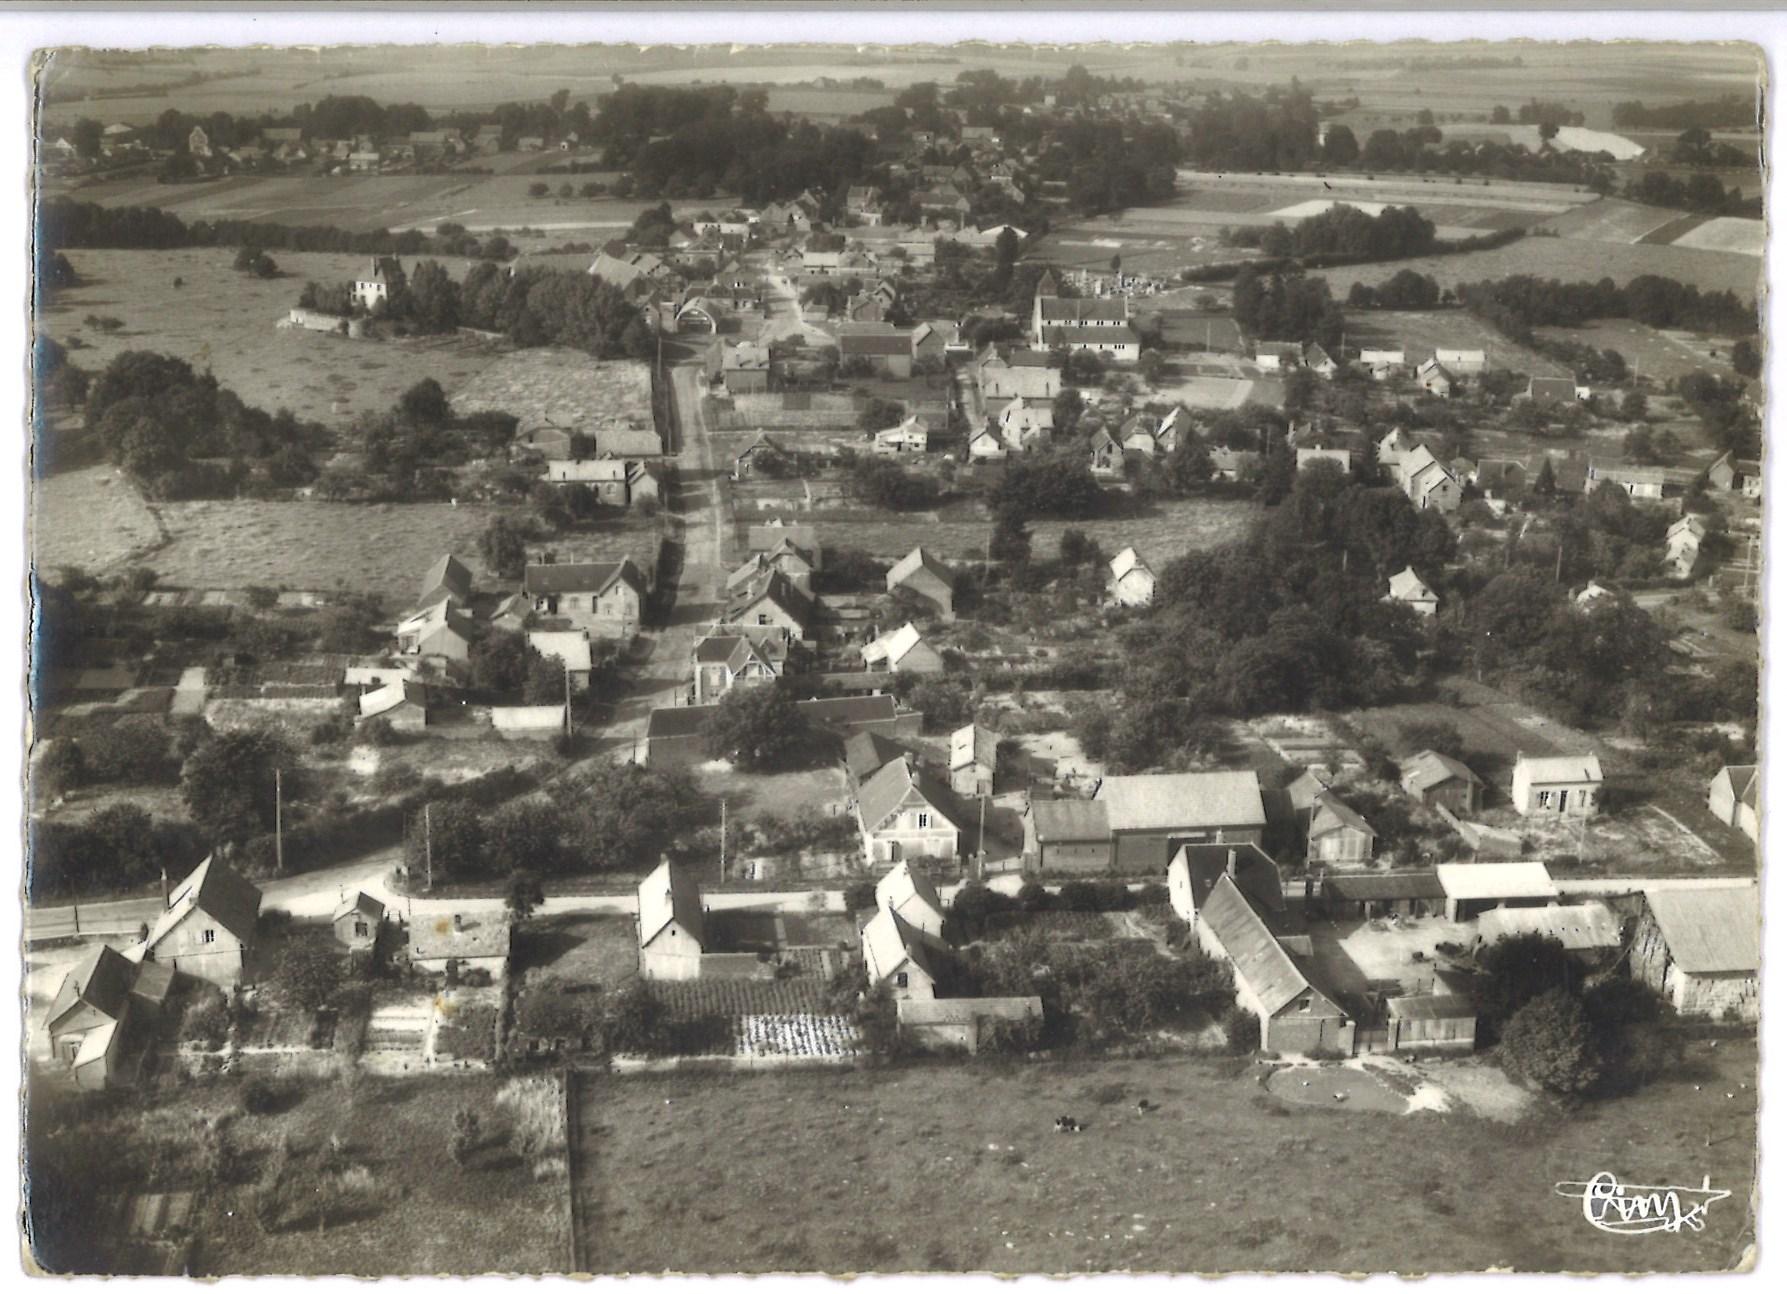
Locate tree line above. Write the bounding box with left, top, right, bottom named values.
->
left=1455, top=272, right=1758, bottom=339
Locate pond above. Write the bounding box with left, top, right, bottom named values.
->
left=1266, top=1064, right=1408, bottom=1114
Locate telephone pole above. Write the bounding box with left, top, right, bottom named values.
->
left=424, top=802, right=434, bottom=893
left=719, top=797, right=727, bottom=885
left=274, top=768, right=284, bottom=873
left=563, top=665, right=573, bottom=739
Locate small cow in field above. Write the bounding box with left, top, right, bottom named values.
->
left=1054, top=1116, right=1084, bottom=1133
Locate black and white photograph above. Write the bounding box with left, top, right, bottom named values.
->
left=14, top=13, right=1769, bottom=1278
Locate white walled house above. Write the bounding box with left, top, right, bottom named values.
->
left=636, top=859, right=707, bottom=981
left=1511, top=753, right=1603, bottom=818
left=1107, top=547, right=1156, bottom=607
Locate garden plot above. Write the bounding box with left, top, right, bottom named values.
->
left=430, top=985, right=502, bottom=1067
left=358, top=990, right=434, bottom=1074
left=737, top=1015, right=859, bottom=1059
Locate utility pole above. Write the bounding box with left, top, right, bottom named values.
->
left=274, top=768, right=284, bottom=873
left=719, top=797, right=727, bottom=886
left=977, top=794, right=987, bottom=876
left=1555, top=540, right=1564, bottom=584
left=424, top=802, right=434, bottom=893
left=564, top=665, right=573, bottom=739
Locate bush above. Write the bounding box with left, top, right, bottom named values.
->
left=1016, top=881, right=1054, bottom=912
left=359, top=717, right=400, bottom=748
left=1058, top=880, right=1099, bottom=911
left=1137, top=882, right=1170, bottom=908
left=1222, top=1005, right=1257, bottom=1055
left=241, top=1078, right=282, bottom=1116
left=843, top=880, right=877, bottom=914
left=1498, top=989, right=1601, bottom=1095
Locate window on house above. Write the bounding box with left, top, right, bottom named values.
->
left=1537, top=790, right=1552, bottom=808
left=354, top=920, right=368, bottom=937
left=917, top=812, right=931, bottom=829
left=895, top=972, right=909, bottom=988
left=201, top=928, right=217, bottom=944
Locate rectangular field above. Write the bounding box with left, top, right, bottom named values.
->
left=40, top=248, right=509, bottom=426
left=450, top=349, right=657, bottom=436
left=1346, top=310, right=1572, bottom=377
left=1671, top=217, right=1765, bottom=257
left=28, top=488, right=652, bottom=605
left=786, top=498, right=1259, bottom=566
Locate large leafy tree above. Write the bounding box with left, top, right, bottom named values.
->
left=179, top=727, right=293, bottom=846
left=704, top=683, right=812, bottom=772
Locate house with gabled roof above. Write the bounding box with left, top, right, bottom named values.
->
left=396, top=599, right=476, bottom=662
left=1416, top=357, right=1454, bottom=399
left=1397, top=444, right=1462, bottom=513
left=1196, top=871, right=1354, bottom=1054
left=1511, top=753, right=1603, bottom=818
left=1384, top=566, right=1438, bottom=617
left=1399, top=749, right=1484, bottom=815
left=1666, top=513, right=1709, bottom=579
left=416, top=554, right=475, bottom=612
left=861, top=906, right=949, bottom=1000
left=842, top=330, right=916, bottom=378
left=1707, top=450, right=1762, bottom=498
left=1119, top=411, right=1161, bottom=457
left=1360, top=349, right=1406, bottom=381
left=967, top=424, right=1008, bottom=461
left=1435, top=348, right=1486, bottom=374
left=1107, top=546, right=1155, bottom=607
left=861, top=620, right=945, bottom=674
left=843, top=729, right=912, bottom=792
left=886, top=547, right=956, bottom=619
left=333, top=891, right=386, bottom=951
left=358, top=678, right=438, bottom=729
left=127, top=855, right=263, bottom=988
left=1095, top=770, right=1267, bottom=871
left=1089, top=427, right=1125, bottom=478
left=1303, top=342, right=1339, bottom=377
left=874, top=413, right=931, bottom=456
left=875, top=859, right=947, bottom=939
left=1632, top=885, right=1759, bottom=1020
left=949, top=723, right=999, bottom=798
left=724, top=568, right=814, bottom=644
left=47, top=944, right=146, bottom=1089
left=691, top=632, right=781, bottom=703
left=732, top=432, right=783, bottom=480
left=530, top=630, right=596, bottom=692
left=522, top=558, right=646, bottom=637
left=977, top=345, right=1062, bottom=401
left=1708, top=764, right=1759, bottom=845
left=1167, top=842, right=1284, bottom=926
left=637, top=859, right=708, bottom=981
left=998, top=397, right=1053, bottom=451
left=856, top=756, right=964, bottom=865
left=352, top=256, right=403, bottom=310
left=1306, top=792, right=1376, bottom=866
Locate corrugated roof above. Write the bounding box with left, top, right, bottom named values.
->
left=1646, top=886, right=1759, bottom=974
left=1478, top=902, right=1621, bottom=952
left=1029, top=797, right=1110, bottom=843
left=1434, top=862, right=1559, bottom=902
left=638, top=859, right=706, bottom=948
left=1198, top=873, right=1312, bottom=1016
left=1323, top=870, right=1444, bottom=902
left=1096, top=771, right=1265, bottom=833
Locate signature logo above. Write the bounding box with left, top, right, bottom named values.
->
left=1554, top=1172, right=1731, bottom=1236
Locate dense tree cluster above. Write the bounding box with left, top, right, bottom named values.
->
left=1624, top=169, right=1755, bottom=216
left=83, top=351, right=329, bottom=498
left=1346, top=267, right=1442, bottom=310
left=1254, top=203, right=1437, bottom=262
left=1232, top=265, right=1345, bottom=348
left=1456, top=273, right=1757, bottom=341
left=27, top=804, right=205, bottom=902
left=1612, top=96, right=1758, bottom=131
left=1178, top=85, right=1321, bottom=171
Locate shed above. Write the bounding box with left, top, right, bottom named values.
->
left=1398, top=750, right=1484, bottom=816
left=1319, top=870, right=1444, bottom=920
left=332, top=891, right=386, bottom=951
left=1434, top=862, right=1559, bottom=921
left=408, top=910, right=511, bottom=979
left=1094, top=770, right=1266, bottom=871
left=1475, top=902, right=1620, bottom=956
left=636, top=859, right=707, bottom=981
left=1023, top=798, right=1113, bottom=874
left=1385, top=994, right=1477, bottom=1053
left=1631, top=886, right=1759, bottom=1020
left=896, top=996, right=1042, bottom=1054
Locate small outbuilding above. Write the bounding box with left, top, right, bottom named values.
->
left=333, top=891, right=386, bottom=951
left=1433, top=861, right=1559, bottom=922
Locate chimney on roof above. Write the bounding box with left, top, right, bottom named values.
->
left=160, top=867, right=170, bottom=909
left=1227, top=849, right=1238, bottom=880
left=451, top=912, right=464, bottom=932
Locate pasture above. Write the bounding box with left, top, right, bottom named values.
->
left=1671, top=217, right=1765, bottom=257
left=40, top=247, right=509, bottom=425
left=1536, top=198, right=1685, bottom=245
left=1532, top=320, right=1741, bottom=388
left=787, top=497, right=1259, bottom=567
left=51, top=170, right=699, bottom=239
left=29, top=463, right=165, bottom=574
left=570, top=1044, right=1756, bottom=1274
left=450, top=349, right=656, bottom=433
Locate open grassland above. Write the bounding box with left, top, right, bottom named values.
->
left=41, top=248, right=509, bottom=425
left=573, top=1044, right=1755, bottom=1274
left=782, top=497, right=1259, bottom=567
left=1310, top=237, right=1762, bottom=299
left=1532, top=198, right=1686, bottom=245
left=29, top=464, right=164, bottom=574
left=1670, top=217, right=1765, bottom=257
left=1532, top=320, right=1743, bottom=388
left=190, top=1073, right=568, bottom=1276
left=451, top=349, right=656, bottom=433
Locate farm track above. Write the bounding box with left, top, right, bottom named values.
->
left=566, top=1066, right=603, bottom=1275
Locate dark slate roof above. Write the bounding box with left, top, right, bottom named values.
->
left=1199, top=873, right=1321, bottom=1016
left=1029, top=797, right=1110, bottom=843
left=151, top=855, right=263, bottom=949
left=48, top=944, right=134, bottom=1026
left=1172, top=843, right=1283, bottom=913
left=842, top=332, right=914, bottom=357
left=844, top=729, right=908, bottom=784
left=858, top=757, right=966, bottom=836
left=649, top=693, right=898, bottom=742
left=1323, top=870, right=1445, bottom=902
left=522, top=559, right=645, bottom=598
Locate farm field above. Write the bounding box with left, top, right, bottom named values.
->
left=571, top=1045, right=1756, bottom=1274
left=1346, top=310, right=1572, bottom=377
left=28, top=485, right=652, bottom=604
left=185, top=1072, right=568, bottom=1275
left=49, top=170, right=718, bottom=239
left=1671, top=216, right=1765, bottom=257
left=40, top=248, right=509, bottom=425
left=1309, top=236, right=1763, bottom=298
left=450, top=349, right=656, bottom=435
left=1532, top=320, right=1741, bottom=389
left=1534, top=198, right=1686, bottom=245
left=776, top=497, right=1260, bottom=567
left=29, top=463, right=164, bottom=574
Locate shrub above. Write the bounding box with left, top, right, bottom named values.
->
left=1499, top=989, right=1601, bottom=1095
left=843, top=880, right=877, bottom=914
left=1016, top=881, right=1053, bottom=912
left=359, top=717, right=400, bottom=748
left=1136, top=882, right=1170, bottom=909
left=1058, top=880, right=1099, bottom=911
left=241, top=1078, right=281, bottom=1116
left=1222, top=1005, right=1257, bottom=1055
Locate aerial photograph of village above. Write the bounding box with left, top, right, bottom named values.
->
left=20, top=33, right=1764, bottom=1276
